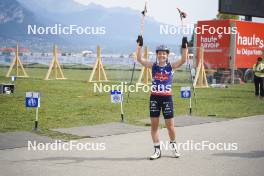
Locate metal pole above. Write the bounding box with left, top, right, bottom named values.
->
left=120, top=97, right=124, bottom=122
left=33, top=108, right=39, bottom=131
left=188, top=55, right=197, bottom=112
left=189, top=97, right=192, bottom=115
left=229, top=21, right=237, bottom=85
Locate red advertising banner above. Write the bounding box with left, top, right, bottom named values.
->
left=196, top=20, right=264, bottom=69
left=235, top=21, right=264, bottom=68
left=196, top=20, right=232, bottom=68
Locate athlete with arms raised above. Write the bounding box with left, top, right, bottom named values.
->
left=136, top=35, right=188, bottom=160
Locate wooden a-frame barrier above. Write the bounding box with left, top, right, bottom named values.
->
left=6, top=43, right=29, bottom=78
left=193, top=47, right=208, bottom=88
left=88, top=45, right=108, bottom=82
left=137, top=46, right=152, bottom=85
left=44, top=45, right=66, bottom=80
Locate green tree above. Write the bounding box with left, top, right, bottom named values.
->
left=216, top=13, right=240, bottom=20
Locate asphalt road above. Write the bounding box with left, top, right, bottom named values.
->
left=0, top=115, right=263, bottom=176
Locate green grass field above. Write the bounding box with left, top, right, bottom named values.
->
left=0, top=67, right=264, bottom=139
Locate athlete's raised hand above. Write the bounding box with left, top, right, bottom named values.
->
left=137, top=35, right=143, bottom=47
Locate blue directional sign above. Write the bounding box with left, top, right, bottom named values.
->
left=181, top=87, right=191, bottom=99
left=111, top=90, right=123, bottom=103
left=26, top=92, right=40, bottom=108
left=11, top=76, right=16, bottom=81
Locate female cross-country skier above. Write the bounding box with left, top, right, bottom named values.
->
left=136, top=35, right=188, bottom=160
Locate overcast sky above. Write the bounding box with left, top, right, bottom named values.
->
left=75, top=0, right=264, bottom=25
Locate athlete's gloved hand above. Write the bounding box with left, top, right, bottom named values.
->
left=137, top=35, right=143, bottom=47
left=181, top=37, right=188, bottom=48
left=180, top=11, right=187, bottom=19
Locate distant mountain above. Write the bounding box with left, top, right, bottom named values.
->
left=0, top=0, right=37, bottom=36
left=0, top=0, right=66, bottom=51
left=17, top=0, right=87, bottom=14
left=0, top=0, right=187, bottom=53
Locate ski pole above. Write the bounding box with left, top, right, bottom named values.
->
left=127, top=1, right=147, bottom=103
